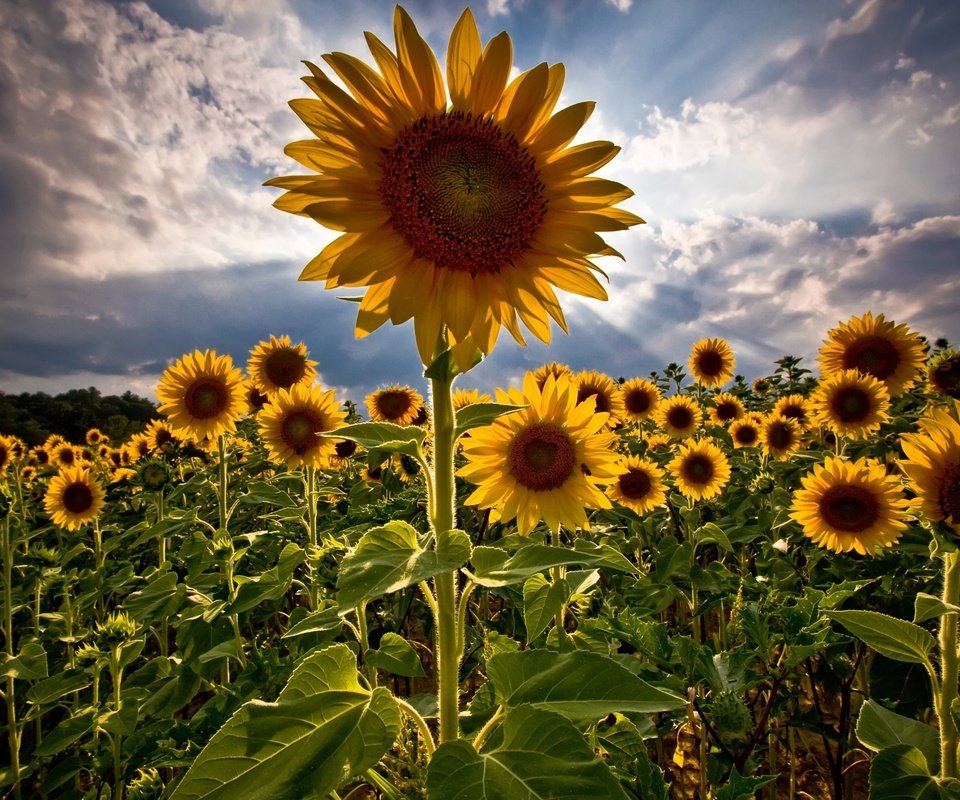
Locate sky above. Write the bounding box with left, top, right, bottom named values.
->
left=1, top=0, right=958, bottom=407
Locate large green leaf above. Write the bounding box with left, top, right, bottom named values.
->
left=426, top=705, right=629, bottom=799
left=467, top=543, right=636, bottom=588
left=857, top=701, right=940, bottom=774
left=454, top=402, right=526, bottom=439
left=826, top=610, right=936, bottom=664
left=337, top=522, right=470, bottom=608
left=868, top=744, right=960, bottom=799
left=324, top=422, right=426, bottom=461
left=523, top=574, right=570, bottom=642
left=366, top=633, right=425, bottom=678
left=486, top=650, right=685, bottom=718
left=169, top=644, right=400, bottom=800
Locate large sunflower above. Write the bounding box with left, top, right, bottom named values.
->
left=247, top=335, right=318, bottom=396
left=458, top=373, right=620, bottom=534
left=667, top=439, right=731, bottom=501
left=258, top=383, right=348, bottom=469
left=44, top=466, right=106, bottom=531
left=655, top=395, right=702, bottom=439
left=157, top=350, right=246, bottom=442
left=708, top=392, right=745, bottom=426
left=689, top=338, right=735, bottom=388
left=818, top=311, right=926, bottom=397
left=760, top=415, right=803, bottom=461
left=267, top=7, right=641, bottom=369
left=621, top=377, right=662, bottom=423
left=899, top=403, right=960, bottom=529
left=607, top=456, right=666, bottom=515
left=366, top=385, right=425, bottom=425
left=575, top=370, right=625, bottom=428
left=790, top=456, right=909, bottom=554
left=811, top=369, right=890, bottom=439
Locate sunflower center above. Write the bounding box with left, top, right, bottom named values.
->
left=63, top=482, right=94, bottom=514
left=619, top=468, right=652, bottom=500
left=781, top=404, right=805, bottom=422
left=247, top=386, right=269, bottom=410
left=696, top=350, right=725, bottom=378
left=376, top=391, right=414, bottom=422
left=154, top=428, right=174, bottom=447
left=831, top=387, right=871, bottom=423
left=735, top=425, right=758, bottom=445
left=767, top=421, right=794, bottom=450
left=716, top=401, right=739, bottom=422
left=667, top=406, right=693, bottom=430
left=379, top=111, right=546, bottom=276
left=335, top=439, right=358, bottom=458
left=819, top=485, right=879, bottom=532
left=578, top=387, right=610, bottom=413
left=940, top=463, right=960, bottom=524
left=932, top=358, right=960, bottom=399
left=58, top=448, right=75, bottom=465
left=508, top=422, right=576, bottom=492
left=185, top=379, right=228, bottom=420
left=281, top=410, right=322, bottom=455
left=843, top=336, right=899, bottom=380
left=625, top=389, right=652, bottom=415
left=683, top=454, right=714, bottom=485
left=265, top=348, right=308, bottom=389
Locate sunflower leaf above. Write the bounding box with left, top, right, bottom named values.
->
left=522, top=574, right=570, bottom=642
left=323, top=422, right=426, bottom=449
left=856, top=700, right=940, bottom=773
left=366, top=633, right=425, bottom=678
left=454, top=402, right=527, bottom=440
left=424, top=347, right=483, bottom=380
left=825, top=610, right=935, bottom=664
left=867, top=744, right=960, bottom=800
left=466, top=543, right=637, bottom=588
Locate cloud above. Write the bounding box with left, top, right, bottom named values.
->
left=605, top=0, right=633, bottom=11
left=825, top=0, right=886, bottom=42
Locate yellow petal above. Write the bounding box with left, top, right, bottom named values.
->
left=298, top=233, right=362, bottom=282
left=543, top=141, right=620, bottom=179
left=322, top=51, right=395, bottom=123
left=539, top=264, right=608, bottom=301
left=468, top=31, right=512, bottom=115
left=552, top=178, right=634, bottom=210
left=394, top=6, right=446, bottom=116
left=388, top=261, right=434, bottom=324
left=447, top=8, right=481, bottom=108
left=356, top=278, right=396, bottom=337
left=529, top=101, right=595, bottom=156
left=497, top=63, right=549, bottom=142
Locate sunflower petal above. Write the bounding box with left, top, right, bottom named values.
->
left=394, top=6, right=446, bottom=116
left=447, top=8, right=482, bottom=108
left=529, top=101, right=595, bottom=155
left=356, top=278, right=396, bottom=337
left=469, top=31, right=512, bottom=115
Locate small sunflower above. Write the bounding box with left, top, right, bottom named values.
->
left=258, top=383, right=347, bottom=469
left=85, top=428, right=106, bottom=446
left=44, top=434, right=67, bottom=451
left=607, top=456, right=667, bottom=515
left=752, top=377, right=772, bottom=395
left=818, top=311, right=926, bottom=397
left=811, top=369, right=890, bottom=439
left=50, top=444, right=80, bottom=470
left=575, top=370, right=625, bottom=428
left=458, top=373, right=620, bottom=534
left=247, top=334, right=318, bottom=396
left=761, top=415, right=803, bottom=461
left=392, top=453, right=423, bottom=484
left=124, top=433, right=153, bottom=463
left=668, top=439, right=731, bottom=502
left=790, top=456, right=909, bottom=554
left=644, top=432, right=673, bottom=455
left=366, top=385, right=425, bottom=425
left=329, top=438, right=361, bottom=470
left=157, top=350, right=246, bottom=442
left=31, top=447, right=51, bottom=468
left=773, top=394, right=812, bottom=429
left=928, top=349, right=960, bottom=400
left=730, top=414, right=764, bottom=448
left=533, top=363, right=574, bottom=390
left=452, top=388, right=492, bottom=411
left=655, top=395, right=703, bottom=439
left=144, top=419, right=179, bottom=454
left=267, top=7, right=641, bottom=370
left=19, top=465, right=37, bottom=485
left=43, top=466, right=106, bottom=531
left=621, top=378, right=662, bottom=423
left=361, top=465, right=384, bottom=484
left=243, top=380, right=271, bottom=414
left=708, top=392, right=745, bottom=426
left=900, top=403, right=960, bottom=528
left=0, top=435, right=13, bottom=473
left=689, top=338, right=735, bottom=388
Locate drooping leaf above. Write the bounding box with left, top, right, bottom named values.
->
left=0, top=642, right=48, bottom=680
left=522, top=574, right=570, bottom=642
left=826, top=610, right=936, bottom=664
left=281, top=606, right=343, bottom=639
left=33, top=707, right=97, bottom=757
left=366, top=633, right=425, bottom=677
left=323, top=422, right=426, bottom=459
left=914, top=592, right=960, bottom=625
left=468, top=542, right=636, bottom=588
left=868, top=744, right=960, bottom=799
left=857, top=701, right=940, bottom=774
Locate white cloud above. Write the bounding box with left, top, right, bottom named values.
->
left=825, top=0, right=886, bottom=42
left=605, top=0, right=633, bottom=12
left=487, top=0, right=510, bottom=16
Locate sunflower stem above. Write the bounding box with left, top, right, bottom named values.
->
left=939, top=550, right=960, bottom=779
left=305, top=466, right=319, bottom=611
left=428, top=362, right=461, bottom=744
left=2, top=516, right=22, bottom=800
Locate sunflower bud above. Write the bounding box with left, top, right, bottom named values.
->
left=96, top=611, right=139, bottom=648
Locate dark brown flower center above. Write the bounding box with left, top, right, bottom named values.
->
left=375, top=390, right=415, bottom=422
left=625, top=388, right=652, bottom=415
left=153, top=427, right=174, bottom=448
left=185, top=379, right=228, bottom=420
left=264, top=347, right=308, bottom=390
left=578, top=386, right=610, bottom=413
left=843, top=335, right=899, bottom=380
left=932, top=357, right=960, bottom=399
left=696, top=350, right=725, bottom=378
left=831, top=387, right=872, bottom=423
left=63, top=482, right=94, bottom=514
left=715, top=401, right=740, bottom=422
left=619, top=468, right=652, bottom=500
left=335, top=439, right=358, bottom=458
left=941, top=463, right=960, bottom=524
left=683, top=454, right=715, bottom=485
left=819, top=484, right=879, bottom=532
left=508, top=422, right=576, bottom=492
left=667, top=405, right=694, bottom=431
left=58, top=447, right=75, bottom=465
left=780, top=403, right=805, bottom=422
left=767, top=420, right=794, bottom=451
left=379, top=111, right=546, bottom=276
left=247, top=386, right=269, bottom=410
left=0, top=444, right=8, bottom=470
left=280, top=410, right=323, bottom=455
left=734, top=424, right=758, bottom=446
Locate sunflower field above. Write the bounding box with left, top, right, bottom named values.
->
left=4, top=6, right=960, bottom=800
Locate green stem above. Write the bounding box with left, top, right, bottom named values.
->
left=395, top=697, right=436, bottom=756
left=305, top=466, right=319, bottom=611
left=939, top=550, right=960, bottom=779
left=217, top=436, right=246, bottom=672
left=356, top=602, right=377, bottom=688
left=429, top=365, right=461, bottom=744
left=472, top=705, right=504, bottom=752
left=110, top=646, right=124, bottom=800
left=2, top=517, right=21, bottom=800
left=156, top=489, right=168, bottom=657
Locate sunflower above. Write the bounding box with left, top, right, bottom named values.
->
left=607, top=456, right=666, bottom=515
left=392, top=453, right=422, bottom=484
left=689, top=338, right=735, bottom=388
left=644, top=433, right=673, bottom=455
left=31, top=447, right=51, bottom=468
left=899, top=403, right=960, bottom=528
left=361, top=465, right=384, bottom=484
left=366, top=385, right=425, bottom=425
left=730, top=414, right=764, bottom=448
left=760, top=415, right=803, bottom=461
left=243, top=380, right=271, bottom=414
left=928, top=349, right=960, bottom=400
left=811, top=369, right=890, bottom=439
left=329, top=438, right=361, bottom=470
left=267, top=7, right=641, bottom=369
left=818, top=311, right=926, bottom=397
left=452, top=388, right=492, bottom=411
left=43, top=466, right=106, bottom=531
left=0, top=435, right=12, bottom=473
left=156, top=350, right=246, bottom=442
left=668, top=439, right=731, bottom=501
left=247, top=335, right=318, bottom=396
left=655, top=395, right=702, bottom=439
left=44, top=434, right=67, bottom=451
left=144, top=419, right=179, bottom=454
left=19, top=465, right=36, bottom=485
left=85, top=428, right=106, bottom=446
left=708, top=392, right=745, bottom=426
left=258, top=383, right=347, bottom=469
left=575, top=370, right=625, bottom=428
left=458, top=373, right=621, bottom=534
left=621, top=378, right=662, bottom=423
left=50, top=444, right=80, bottom=470
left=790, top=456, right=909, bottom=554
left=773, top=394, right=812, bottom=429
left=752, top=377, right=772, bottom=395
left=533, top=362, right=574, bottom=390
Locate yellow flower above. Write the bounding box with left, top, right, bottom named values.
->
left=900, top=403, right=960, bottom=528
left=621, top=377, right=662, bottom=423
left=644, top=433, right=673, bottom=455
left=532, top=362, right=574, bottom=390
left=707, top=392, right=745, bottom=426
left=242, top=379, right=271, bottom=414
left=760, top=415, right=803, bottom=461
left=607, top=456, right=666, bottom=515
left=157, top=350, right=246, bottom=442
left=668, top=439, right=731, bottom=501
left=258, top=383, right=347, bottom=470
left=144, top=419, right=179, bottom=454
left=366, top=385, right=425, bottom=425
left=85, top=428, right=106, bottom=446
left=247, top=335, right=318, bottom=396
left=790, top=456, right=909, bottom=554
left=124, top=433, right=153, bottom=464
left=267, top=7, right=641, bottom=369
left=458, top=373, right=620, bottom=534
left=50, top=443, right=80, bottom=470
left=928, top=349, right=960, bottom=400
left=729, top=414, right=764, bottom=448
left=655, top=395, right=702, bottom=439
left=773, top=394, right=812, bottom=429
left=452, top=388, right=492, bottom=411
left=44, top=466, right=106, bottom=531
left=574, top=370, right=625, bottom=428
left=818, top=311, right=926, bottom=397
left=811, top=369, right=890, bottom=439
left=689, top=338, right=735, bottom=388
left=0, top=435, right=13, bottom=474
